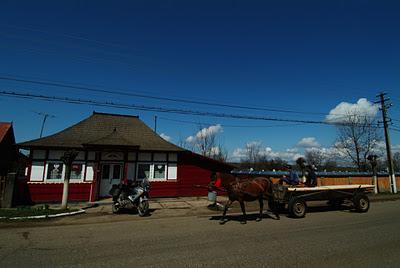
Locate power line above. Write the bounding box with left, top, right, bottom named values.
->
left=0, top=90, right=384, bottom=129
left=0, top=24, right=133, bottom=51
left=0, top=43, right=139, bottom=71
left=0, top=75, right=376, bottom=118
left=0, top=75, right=323, bottom=115
left=158, top=117, right=308, bottom=128
left=0, top=30, right=149, bottom=69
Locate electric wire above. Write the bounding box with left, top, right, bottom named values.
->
left=157, top=117, right=308, bottom=128
left=0, top=90, right=383, bottom=129
left=0, top=75, right=378, bottom=119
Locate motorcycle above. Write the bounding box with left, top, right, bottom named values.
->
left=109, top=179, right=150, bottom=216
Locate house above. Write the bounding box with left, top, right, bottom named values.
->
left=18, top=112, right=233, bottom=202
left=0, top=122, right=18, bottom=176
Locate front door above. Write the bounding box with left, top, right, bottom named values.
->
left=100, top=163, right=123, bottom=197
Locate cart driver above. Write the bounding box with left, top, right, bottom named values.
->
left=279, top=165, right=299, bottom=186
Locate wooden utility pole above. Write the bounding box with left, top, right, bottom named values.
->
left=377, top=93, right=397, bottom=193
left=154, top=115, right=158, bottom=133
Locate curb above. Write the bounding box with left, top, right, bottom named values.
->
left=3, top=209, right=85, bottom=220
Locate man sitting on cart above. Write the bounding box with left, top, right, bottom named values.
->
left=305, top=164, right=318, bottom=187
left=279, top=165, right=299, bottom=186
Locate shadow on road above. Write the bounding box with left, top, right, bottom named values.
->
left=208, top=211, right=278, bottom=224
left=113, top=208, right=156, bottom=217
left=208, top=202, right=361, bottom=223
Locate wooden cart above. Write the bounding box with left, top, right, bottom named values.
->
left=272, top=184, right=374, bottom=218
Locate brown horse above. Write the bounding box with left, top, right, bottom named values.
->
left=210, top=172, right=280, bottom=224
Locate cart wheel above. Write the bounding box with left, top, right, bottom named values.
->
left=353, top=194, right=369, bottom=213
left=288, top=197, right=306, bottom=218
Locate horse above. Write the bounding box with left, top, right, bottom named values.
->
left=209, top=172, right=280, bottom=224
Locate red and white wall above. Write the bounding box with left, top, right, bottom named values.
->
left=22, top=149, right=226, bottom=203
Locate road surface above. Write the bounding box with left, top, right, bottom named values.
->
left=1, top=201, right=400, bottom=267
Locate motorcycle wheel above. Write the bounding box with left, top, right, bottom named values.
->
left=112, top=203, right=121, bottom=214
left=138, top=200, right=149, bottom=217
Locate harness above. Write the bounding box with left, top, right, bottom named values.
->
left=233, top=179, right=266, bottom=197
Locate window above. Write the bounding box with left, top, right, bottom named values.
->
left=85, top=163, right=95, bottom=181
left=153, top=164, right=166, bottom=179
left=46, top=162, right=64, bottom=180
left=154, top=153, right=167, bottom=161
left=70, top=163, right=83, bottom=180
left=138, top=152, right=152, bottom=161
left=137, top=163, right=169, bottom=181
left=30, top=162, right=45, bottom=181
left=137, top=163, right=151, bottom=180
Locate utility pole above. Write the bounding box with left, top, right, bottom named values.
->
left=377, top=93, right=397, bottom=193
left=154, top=115, right=158, bottom=133
left=32, top=111, right=55, bottom=138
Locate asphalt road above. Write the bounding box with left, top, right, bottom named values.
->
left=1, top=201, right=400, bottom=268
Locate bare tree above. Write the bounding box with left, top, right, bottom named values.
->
left=244, top=141, right=262, bottom=165
left=184, top=124, right=226, bottom=161
left=196, top=125, right=218, bottom=157
left=334, top=114, right=381, bottom=171
left=210, top=144, right=228, bottom=162
left=305, top=149, right=324, bottom=168
left=393, top=152, right=400, bottom=172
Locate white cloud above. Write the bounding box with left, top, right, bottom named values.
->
left=232, top=148, right=246, bottom=159
left=196, top=124, right=223, bottom=139
left=325, top=98, right=379, bottom=124
left=231, top=142, right=304, bottom=162
left=160, top=133, right=171, bottom=142
left=186, top=124, right=223, bottom=143
left=186, top=135, right=195, bottom=143
left=297, top=137, right=320, bottom=148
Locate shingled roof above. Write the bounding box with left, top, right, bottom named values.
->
left=19, top=112, right=184, bottom=151
left=0, top=122, right=12, bottom=143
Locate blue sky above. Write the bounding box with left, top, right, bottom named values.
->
left=0, top=1, right=399, bottom=161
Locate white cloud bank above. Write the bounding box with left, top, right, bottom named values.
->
left=231, top=140, right=305, bottom=162
left=325, top=98, right=379, bottom=123
left=186, top=124, right=223, bottom=143
left=297, top=137, right=320, bottom=148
